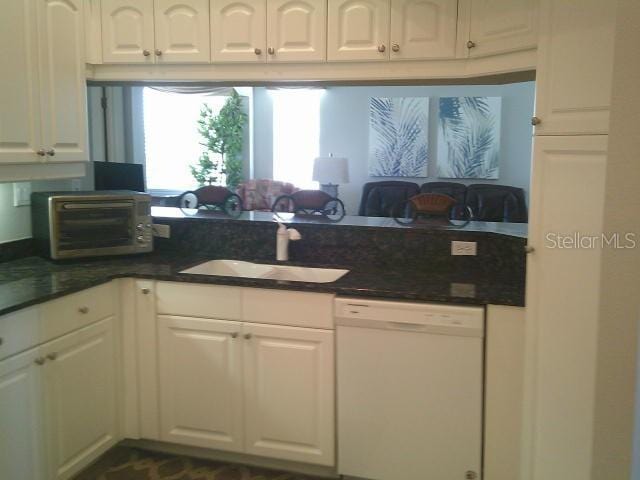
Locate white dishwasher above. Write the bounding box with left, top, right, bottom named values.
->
left=335, top=298, right=484, bottom=480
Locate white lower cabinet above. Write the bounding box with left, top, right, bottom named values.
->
left=243, top=323, right=334, bottom=466
left=0, top=314, right=118, bottom=480
left=157, top=315, right=244, bottom=452
left=153, top=291, right=335, bottom=467
left=43, top=317, right=119, bottom=480
left=0, top=347, right=46, bottom=480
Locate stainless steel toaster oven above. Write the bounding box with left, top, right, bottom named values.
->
left=31, top=191, right=153, bottom=259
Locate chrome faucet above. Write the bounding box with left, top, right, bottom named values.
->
left=276, top=223, right=301, bottom=261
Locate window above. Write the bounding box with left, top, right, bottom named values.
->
left=271, top=88, right=324, bottom=189
left=142, top=88, right=228, bottom=190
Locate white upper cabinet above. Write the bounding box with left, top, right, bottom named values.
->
left=101, top=0, right=155, bottom=63
left=327, top=0, right=390, bottom=61
left=533, top=0, right=616, bottom=135
left=43, top=318, right=118, bottom=479
left=243, top=323, right=335, bottom=466
left=37, top=0, right=88, bottom=163
left=390, top=0, right=458, bottom=60
left=211, top=0, right=266, bottom=62
left=267, top=0, right=327, bottom=62
left=154, top=0, right=211, bottom=62
left=0, top=0, right=42, bottom=164
left=466, top=0, right=537, bottom=57
left=157, top=316, right=244, bottom=452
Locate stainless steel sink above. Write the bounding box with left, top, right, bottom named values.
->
left=180, top=260, right=349, bottom=283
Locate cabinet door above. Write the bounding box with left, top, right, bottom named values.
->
left=0, top=0, right=42, bottom=164
left=0, top=348, right=46, bottom=480
left=154, top=0, right=211, bottom=63
left=43, top=318, right=118, bottom=480
left=525, top=135, right=607, bottom=480
left=267, top=0, right=326, bottom=62
left=211, top=0, right=266, bottom=62
left=327, top=0, right=390, bottom=61
left=243, top=323, right=335, bottom=466
left=467, top=0, right=537, bottom=57
left=157, top=316, right=244, bottom=452
left=533, top=0, right=615, bottom=135
left=390, top=0, right=457, bottom=60
left=37, top=0, right=88, bottom=163
left=101, top=0, right=155, bottom=63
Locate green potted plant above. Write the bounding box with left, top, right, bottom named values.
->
left=191, top=90, right=247, bottom=189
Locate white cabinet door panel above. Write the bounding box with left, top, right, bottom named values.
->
left=101, top=0, right=155, bottom=63
left=0, top=348, right=46, bottom=480
left=44, top=318, right=118, bottom=480
left=243, top=323, right=335, bottom=466
left=267, top=0, right=326, bottom=62
left=155, top=0, right=211, bottom=63
left=533, top=0, right=615, bottom=135
left=37, top=0, right=88, bottom=162
left=157, top=316, right=244, bottom=452
left=390, top=0, right=458, bottom=60
left=211, top=0, right=267, bottom=62
left=525, top=135, right=607, bottom=480
left=468, top=0, right=537, bottom=57
left=0, top=0, right=42, bottom=164
left=327, top=0, right=390, bottom=61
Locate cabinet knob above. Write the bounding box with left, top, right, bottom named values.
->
left=465, top=472, right=478, bottom=480
left=143, top=49, right=151, bottom=57
left=377, top=44, right=386, bottom=53
left=46, top=352, right=58, bottom=361
left=254, top=47, right=262, bottom=55
left=141, top=288, right=150, bottom=295
left=391, top=43, right=400, bottom=52
left=267, top=47, right=275, bottom=55
left=36, top=148, right=46, bottom=157
left=531, top=116, right=542, bottom=126
left=78, top=306, right=89, bottom=314
left=244, top=333, right=252, bottom=340
left=155, top=49, right=162, bottom=56
left=466, top=40, right=476, bottom=49
left=524, top=245, right=535, bottom=254
left=231, top=332, right=239, bottom=338
left=35, top=357, right=46, bottom=365
left=46, top=149, right=55, bottom=157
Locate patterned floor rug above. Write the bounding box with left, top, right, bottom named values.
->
left=73, top=446, right=326, bottom=480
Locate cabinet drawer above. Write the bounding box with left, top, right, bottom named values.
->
left=0, top=307, right=40, bottom=360
left=243, top=289, right=334, bottom=329
left=156, top=282, right=242, bottom=320
left=40, top=283, right=115, bottom=342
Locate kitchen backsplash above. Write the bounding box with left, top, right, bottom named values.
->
left=153, top=215, right=527, bottom=282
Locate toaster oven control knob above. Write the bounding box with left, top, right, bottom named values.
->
left=137, top=235, right=145, bottom=243
left=136, top=223, right=144, bottom=230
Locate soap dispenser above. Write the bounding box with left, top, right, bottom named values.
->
left=276, top=223, right=301, bottom=261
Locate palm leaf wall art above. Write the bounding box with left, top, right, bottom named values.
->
left=437, top=96, right=501, bottom=179
left=369, top=97, right=429, bottom=177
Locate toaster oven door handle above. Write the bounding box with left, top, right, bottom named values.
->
left=61, top=202, right=134, bottom=210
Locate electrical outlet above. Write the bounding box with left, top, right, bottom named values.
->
left=13, top=182, right=32, bottom=207
left=152, top=224, right=171, bottom=239
left=451, top=241, right=477, bottom=256
left=71, top=179, right=83, bottom=191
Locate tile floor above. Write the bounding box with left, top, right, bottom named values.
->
left=73, top=446, right=327, bottom=480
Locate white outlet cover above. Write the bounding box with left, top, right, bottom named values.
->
left=13, top=182, right=32, bottom=207
left=451, top=241, right=477, bottom=256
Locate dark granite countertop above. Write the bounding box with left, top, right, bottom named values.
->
left=0, top=251, right=525, bottom=317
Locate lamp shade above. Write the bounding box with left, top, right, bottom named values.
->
left=312, top=156, right=349, bottom=184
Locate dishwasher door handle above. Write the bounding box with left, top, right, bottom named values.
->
left=386, top=321, right=428, bottom=330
